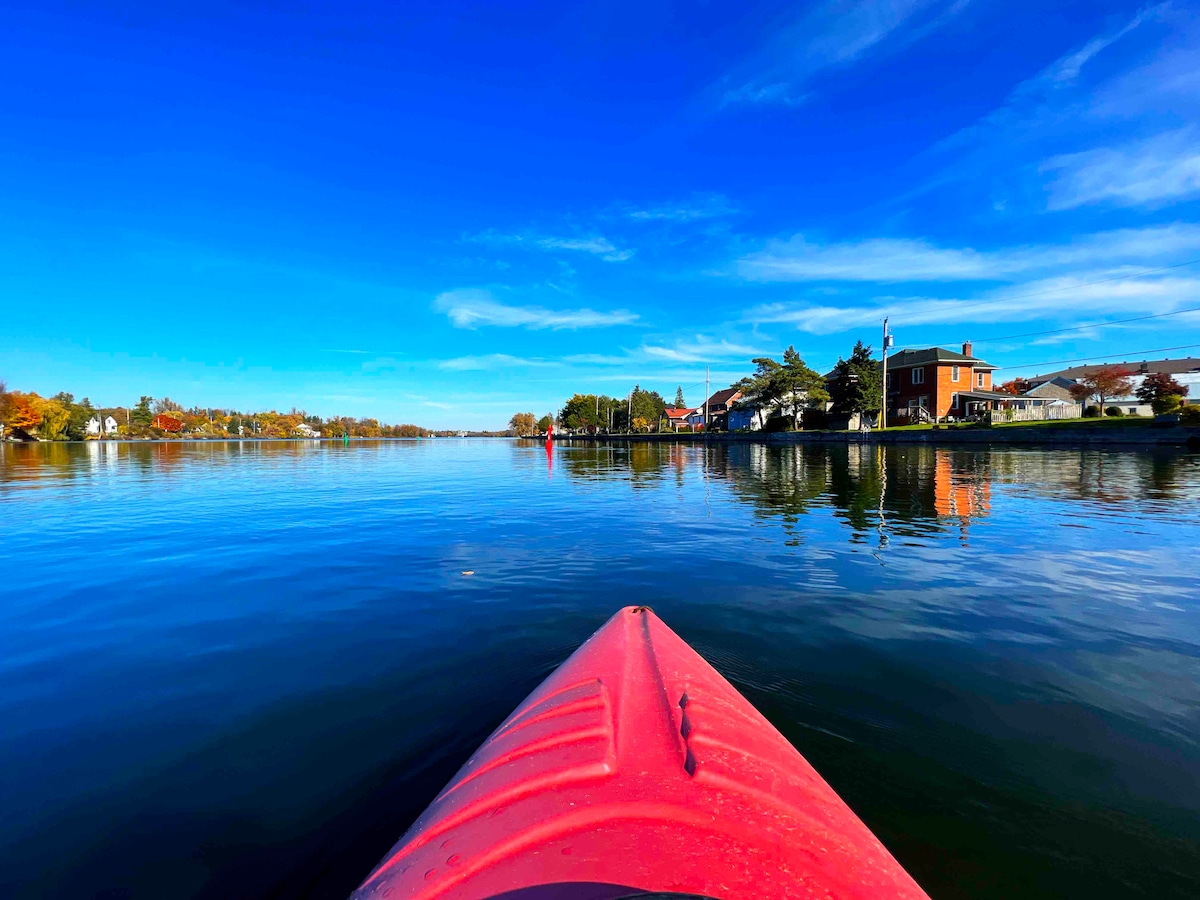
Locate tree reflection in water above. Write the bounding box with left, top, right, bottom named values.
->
left=547, top=439, right=1199, bottom=550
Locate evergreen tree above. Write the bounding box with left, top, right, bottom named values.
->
left=132, top=396, right=154, bottom=425
left=829, top=341, right=882, bottom=420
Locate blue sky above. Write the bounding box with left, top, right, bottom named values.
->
left=3, top=1, right=1199, bottom=428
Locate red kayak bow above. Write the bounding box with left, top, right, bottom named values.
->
left=352, top=606, right=929, bottom=899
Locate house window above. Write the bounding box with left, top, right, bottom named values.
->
left=951, top=393, right=959, bottom=409
left=886, top=372, right=894, bottom=388
left=912, top=368, right=925, bottom=385
left=951, top=365, right=960, bottom=381
left=977, top=372, right=985, bottom=388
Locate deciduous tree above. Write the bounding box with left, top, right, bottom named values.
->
left=5, top=392, right=42, bottom=431
left=560, top=394, right=601, bottom=431
left=29, top=395, right=70, bottom=439
left=630, top=386, right=666, bottom=431
left=1069, top=367, right=1135, bottom=414
left=508, top=412, right=536, bottom=436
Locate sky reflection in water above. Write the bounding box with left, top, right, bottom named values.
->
left=1, top=439, right=1198, bottom=898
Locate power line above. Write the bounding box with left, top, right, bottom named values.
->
left=993, top=343, right=1200, bottom=374
left=974, top=305, right=1200, bottom=344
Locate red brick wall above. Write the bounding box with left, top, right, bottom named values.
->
left=890, top=363, right=991, bottom=418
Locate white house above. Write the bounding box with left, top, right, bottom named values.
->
left=85, top=415, right=120, bottom=436
left=295, top=423, right=321, bottom=438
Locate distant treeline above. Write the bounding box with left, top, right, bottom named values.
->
left=0, top=384, right=439, bottom=440
left=509, top=386, right=670, bottom=436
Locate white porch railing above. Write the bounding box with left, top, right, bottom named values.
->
left=989, top=403, right=1082, bottom=424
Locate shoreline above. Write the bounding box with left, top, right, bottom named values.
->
left=0, top=436, right=507, bottom=445
left=552, top=425, right=1200, bottom=449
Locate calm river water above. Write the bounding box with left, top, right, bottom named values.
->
left=1, top=439, right=1198, bottom=898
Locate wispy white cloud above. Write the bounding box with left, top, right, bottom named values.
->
left=468, top=230, right=635, bottom=262
left=1042, top=128, right=1200, bottom=209
left=936, top=6, right=1164, bottom=154
left=360, top=356, right=405, bottom=374
left=748, top=274, right=1200, bottom=334
left=738, top=236, right=998, bottom=282
left=734, top=224, right=1200, bottom=283
left=434, top=288, right=639, bottom=330
left=640, top=337, right=768, bottom=363
left=904, top=4, right=1177, bottom=210
left=560, top=352, right=632, bottom=366
left=438, top=354, right=560, bottom=371
left=561, top=335, right=770, bottom=367
left=722, top=82, right=809, bottom=108
left=625, top=194, right=738, bottom=223
left=435, top=333, right=771, bottom=375
left=1044, top=5, right=1159, bottom=84
left=719, top=0, right=969, bottom=108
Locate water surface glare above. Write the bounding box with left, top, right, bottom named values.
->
left=1, top=439, right=1198, bottom=898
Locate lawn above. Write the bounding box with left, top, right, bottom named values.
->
left=876, top=417, right=1159, bottom=432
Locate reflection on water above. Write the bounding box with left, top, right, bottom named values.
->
left=557, top=440, right=1199, bottom=539
left=1, top=439, right=1198, bottom=899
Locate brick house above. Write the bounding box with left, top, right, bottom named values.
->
left=886, top=342, right=1002, bottom=422
left=689, top=389, right=743, bottom=430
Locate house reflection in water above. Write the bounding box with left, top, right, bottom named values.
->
left=932, top=449, right=991, bottom=544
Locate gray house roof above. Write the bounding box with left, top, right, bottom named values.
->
left=886, top=347, right=996, bottom=371
left=1033, top=357, right=1200, bottom=381
left=957, top=390, right=1016, bottom=402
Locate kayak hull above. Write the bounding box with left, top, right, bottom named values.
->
left=352, top=606, right=929, bottom=899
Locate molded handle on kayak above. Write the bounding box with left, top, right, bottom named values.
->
left=352, top=606, right=931, bottom=900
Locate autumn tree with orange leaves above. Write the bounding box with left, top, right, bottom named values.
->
left=3, top=391, right=44, bottom=432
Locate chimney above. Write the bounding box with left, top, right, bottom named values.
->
left=962, top=341, right=972, bottom=358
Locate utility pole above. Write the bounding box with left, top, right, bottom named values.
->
left=704, top=366, right=710, bottom=431
left=880, top=317, right=891, bottom=431
left=627, top=390, right=632, bottom=433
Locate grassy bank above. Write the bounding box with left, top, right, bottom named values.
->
left=882, top=417, right=1160, bottom=432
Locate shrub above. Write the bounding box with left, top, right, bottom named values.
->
left=1105, top=406, right=1124, bottom=417
left=1083, top=405, right=1101, bottom=418
left=1180, top=405, right=1200, bottom=425
left=761, top=415, right=792, bottom=433
left=1152, top=395, right=1183, bottom=416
